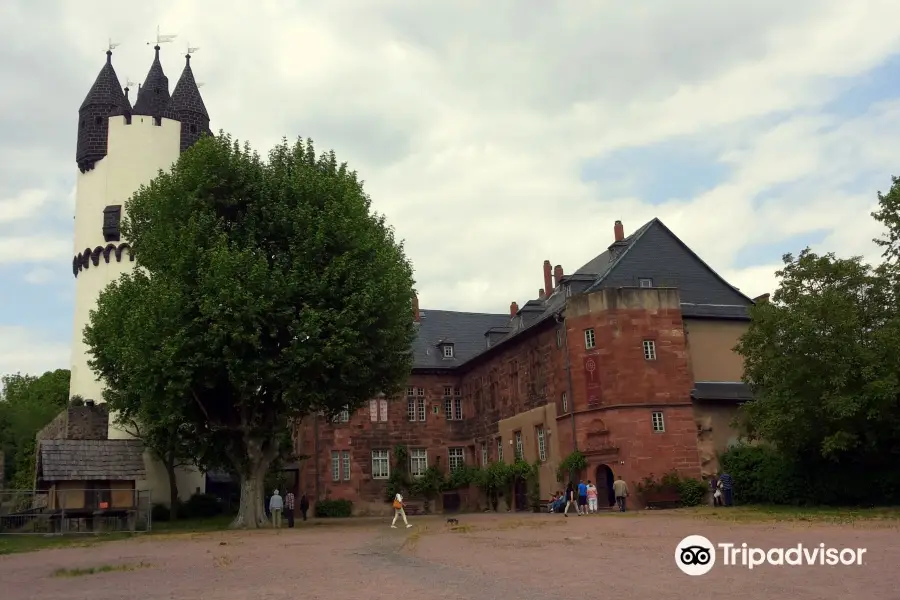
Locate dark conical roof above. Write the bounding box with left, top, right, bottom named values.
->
left=109, top=83, right=134, bottom=117
left=79, top=51, right=127, bottom=111
left=132, top=45, right=171, bottom=117
left=168, top=54, right=209, bottom=118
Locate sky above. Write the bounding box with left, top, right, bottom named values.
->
left=1, top=0, right=899, bottom=378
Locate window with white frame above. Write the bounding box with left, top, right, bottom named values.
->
left=369, top=399, right=378, bottom=422
left=561, top=391, right=568, bottom=413
left=448, top=447, right=465, bottom=471
left=331, top=451, right=340, bottom=481
left=536, top=426, right=546, bottom=462
left=372, top=449, right=390, bottom=479
left=342, top=450, right=351, bottom=481
left=454, top=388, right=462, bottom=420
left=444, top=387, right=462, bottom=420
left=584, top=328, right=596, bottom=349
left=333, top=405, right=349, bottom=423
left=407, top=390, right=417, bottom=422
left=514, top=430, right=523, bottom=459
left=417, top=388, right=426, bottom=421
left=443, top=386, right=452, bottom=397
left=651, top=411, right=665, bottom=432
left=481, top=442, right=488, bottom=466
left=379, top=398, right=388, bottom=421
left=497, top=437, right=503, bottom=462
left=639, top=278, right=653, bottom=288
left=556, top=328, right=562, bottom=348
left=442, top=344, right=454, bottom=358
left=409, top=448, right=427, bottom=477
left=643, top=340, right=657, bottom=360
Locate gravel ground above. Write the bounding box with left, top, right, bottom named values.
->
left=0, top=512, right=895, bottom=600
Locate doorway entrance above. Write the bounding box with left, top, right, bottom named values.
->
left=595, top=464, right=615, bottom=507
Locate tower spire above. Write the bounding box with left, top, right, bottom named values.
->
left=76, top=48, right=128, bottom=172
left=166, top=48, right=211, bottom=152
left=133, top=28, right=176, bottom=118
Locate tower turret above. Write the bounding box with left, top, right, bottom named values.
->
left=167, top=53, right=211, bottom=152
left=132, top=45, right=171, bottom=120
left=76, top=50, right=128, bottom=173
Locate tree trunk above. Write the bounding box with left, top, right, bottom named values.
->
left=165, top=457, right=179, bottom=521
left=230, top=437, right=276, bottom=529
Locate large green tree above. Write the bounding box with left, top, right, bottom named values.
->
left=85, top=135, right=416, bottom=528
left=735, top=249, right=900, bottom=463
left=0, top=369, right=70, bottom=488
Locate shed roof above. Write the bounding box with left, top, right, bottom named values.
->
left=38, top=439, right=146, bottom=482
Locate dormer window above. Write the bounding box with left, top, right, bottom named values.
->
left=441, top=343, right=454, bottom=358
left=639, top=278, right=653, bottom=288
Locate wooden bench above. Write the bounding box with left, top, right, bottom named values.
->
left=540, top=501, right=551, bottom=513
left=644, top=490, right=681, bottom=509
left=404, top=502, right=424, bottom=516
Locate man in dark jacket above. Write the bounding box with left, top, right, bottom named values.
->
left=299, top=493, right=310, bottom=521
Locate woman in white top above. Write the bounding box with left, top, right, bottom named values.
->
left=391, top=492, right=413, bottom=528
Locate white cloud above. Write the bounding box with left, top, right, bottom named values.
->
left=0, top=0, right=898, bottom=322
left=0, top=326, right=69, bottom=378
left=24, top=267, right=56, bottom=285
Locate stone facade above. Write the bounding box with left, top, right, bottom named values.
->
left=295, top=218, right=755, bottom=514
left=37, top=404, right=110, bottom=442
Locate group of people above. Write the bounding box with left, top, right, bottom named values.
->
left=549, top=477, right=629, bottom=515
left=267, top=489, right=311, bottom=527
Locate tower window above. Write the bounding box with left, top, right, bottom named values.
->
left=94, top=116, right=102, bottom=125
left=189, top=124, right=198, bottom=134
left=79, top=120, right=85, bottom=130
left=102, top=205, right=122, bottom=243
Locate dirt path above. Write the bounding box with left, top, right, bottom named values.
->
left=0, top=513, right=896, bottom=599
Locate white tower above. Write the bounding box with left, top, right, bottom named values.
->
left=69, top=43, right=211, bottom=499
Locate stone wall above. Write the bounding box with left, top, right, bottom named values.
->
left=35, top=403, right=110, bottom=442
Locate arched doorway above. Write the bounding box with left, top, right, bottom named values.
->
left=595, top=464, right=615, bottom=507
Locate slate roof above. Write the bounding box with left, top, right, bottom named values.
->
left=167, top=55, right=209, bottom=118
left=133, top=46, right=171, bottom=117
left=78, top=51, right=128, bottom=111
left=416, top=218, right=756, bottom=372
left=38, top=439, right=146, bottom=482
left=691, top=382, right=754, bottom=402
left=413, top=309, right=511, bottom=369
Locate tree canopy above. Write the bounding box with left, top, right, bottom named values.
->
left=733, top=175, right=900, bottom=503
left=85, top=134, right=416, bottom=527
left=0, top=370, right=70, bottom=489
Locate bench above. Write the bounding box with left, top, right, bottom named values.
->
left=403, top=502, right=424, bottom=516
left=643, top=490, right=681, bottom=509
left=540, top=501, right=551, bottom=513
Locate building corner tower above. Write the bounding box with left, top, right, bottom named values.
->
left=69, top=45, right=211, bottom=452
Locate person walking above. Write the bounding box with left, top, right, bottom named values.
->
left=563, top=482, right=578, bottom=517
left=391, top=492, right=413, bottom=528
left=577, top=480, right=588, bottom=515
left=299, top=493, right=310, bottom=521
left=269, top=489, right=284, bottom=528
left=284, top=490, right=295, bottom=528
left=718, top=471, right=734, bottom=506
left=586, top=481, right=599, bottom=514
left=709, top=475, right=721, bottom=507
left=612, top=476, right=628, bottom=512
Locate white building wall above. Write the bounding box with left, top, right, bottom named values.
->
left=69, top=114, right=205, bottom=503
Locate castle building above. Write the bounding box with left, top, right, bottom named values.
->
left=60, top=46, right=211, bottom=504
left=295, top=218, right=756, bottom=513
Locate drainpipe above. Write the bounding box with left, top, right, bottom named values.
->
left=556, top=312, right=578, bottom=453
left=313, top=413, right=321, bottom=504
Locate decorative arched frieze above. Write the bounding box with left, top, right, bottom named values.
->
left=71, top=242, right=135, bottom=277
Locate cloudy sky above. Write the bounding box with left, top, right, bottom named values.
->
left=1, top=0, right=899, bottom=378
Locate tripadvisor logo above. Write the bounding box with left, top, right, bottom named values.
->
left=675, top=535, right=867, bottom=575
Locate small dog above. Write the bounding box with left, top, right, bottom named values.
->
left=446, top=518, right=459, bottom=526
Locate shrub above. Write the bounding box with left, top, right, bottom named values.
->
left=150, top=503, right=171, bottom=522
left=315, top=498, right=353, bottom=518
left=676, top=478, right=707, bottom=507
left=182, top=493, right=223, bottom=518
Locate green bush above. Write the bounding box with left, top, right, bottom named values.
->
left=676, top=478, right=707, bottom=507
left=315, top=498, right=353, bottom=518
left=151, top=502, right=172, bottom=522
left=182, top=493, right=223, bottom=518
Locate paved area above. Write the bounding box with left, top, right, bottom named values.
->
left=0, top=512, right=895, bottom=599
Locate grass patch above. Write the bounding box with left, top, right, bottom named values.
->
left=51, top=562, right=151, bottom=577
left=676, top=504, right=900, bottom=524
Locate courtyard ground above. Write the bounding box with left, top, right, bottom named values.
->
left=0, top=509, right=895, bottom=599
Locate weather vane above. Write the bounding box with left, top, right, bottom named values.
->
left=107, top=38, right=120, bottom=51
left=125, top=78, right=137, bottom=89
left=186, top=43, right=200, bottom=55
left=147, top=25, right=177, bottom=46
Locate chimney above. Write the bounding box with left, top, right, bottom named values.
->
left=753, top=293, right=770, bottom=304
left=412, top=294, right=420, bottom=322
left=538, top=288, right=545, bottom=299
left=553, top=265, right=564, bottom=288
left=614, top=220, right=624, bottom=242
left=510, top=301, right=519, bottom=316
left=543, top=260, right=553, bottom=295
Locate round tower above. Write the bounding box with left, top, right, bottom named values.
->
left=69, top=46, right=211, bottom=432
